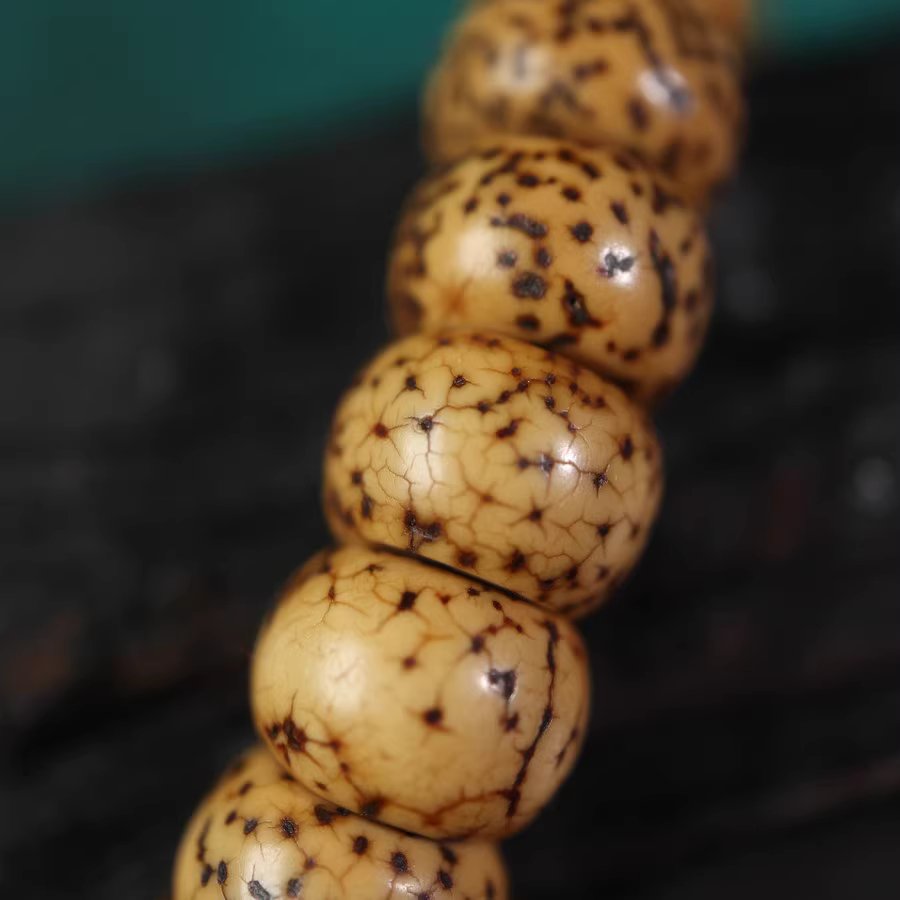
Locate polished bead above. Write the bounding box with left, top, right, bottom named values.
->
left=389, top=137, right=713, bottom=401
left=323, top=331, right=662, bottom=616
left=172, top=745, right=508, bottom=899
left=251, top=545, right=590, bottom=839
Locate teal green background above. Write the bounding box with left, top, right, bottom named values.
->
left=2, top=0, right=900, bottom=202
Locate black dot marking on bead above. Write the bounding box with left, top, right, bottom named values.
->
left=286, top=878, right=302, bottom=897
left=423, top=707, right=443, bottom=726
left=496, top=192, right=511, bottom=206
left=200, top=864, right=213, bottom=886
left=488, top=668, right=517, bottom=699
left=516, top=314, right=540, bottom=331
left=621, top=436, right=634, bottom=459
left=534, top=246, right=552, bottom=268
left=439, top=870, right=454, bottom=889
left=463, top=196, right=479, bottom=214
left=517, top=172, right=540, bottom=187
left=399, top=590, right=418, bottom=611
left=610, top=201, right=629, bottom=225
left=373, top=422, right=389, bottom=438
left=628, top=97, right=649, bottom=131
left=313, top=804, right=334, bottom=826
left=497, top=249, right=518, bottom=268
left=216, top=861, right=228, bottom=885
left=280, top=816, right=298, bottom=838
left=496, top=420, right=519, bottom=438
left=405, top=375, right=417, bottom=391
left=570, top=221, right=593, bottom=242
left=458, top=550, right=477, bottom=568
left=493, top=212, right=547, bottom=238
left=350, top=835, right=369, bottom=856
left=512, top=271, right=547, bottom=299
left=224, top=809, right=237, bottom=824
left=248, top=880, right=272, bottom=900
left=600, top=250, right=635, bottom=278
left=391, top=852, right=409, bottom=873
left=243, top=817, right=258, bottom=835
left=440, top=845, right=458, bottom=865
left=594, top=472, right=608, bottom=490
left=561, top=185, right=581, bottom=201
left=361, top=798, right=384, bottom=818
left=452, top=374, right=468, bottom=388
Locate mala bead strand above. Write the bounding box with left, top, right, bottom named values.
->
left=174, top=1, right=746, bottom=896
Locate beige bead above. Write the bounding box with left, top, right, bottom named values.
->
left=251, top=545, right=590, bottom=840
left=323, top=331, right=662, bottom=615
left=388, top=137, right=713, bottom=401
left=172, top=745, right=508, bottom=900
left=424, top=0, right=743, bottom=202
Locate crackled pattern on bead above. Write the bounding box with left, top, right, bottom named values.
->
left=388, top=137, right=713, bottom=401
left=251, top=546, right=590, bottom=840
left=173, top=746, right=509, bottom=900
left=424, top=0, right=743, bottom=202
left=323, top=331, right=662, bottom=615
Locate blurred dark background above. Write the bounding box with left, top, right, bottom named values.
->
left=2, top=3, right=900, bottom=898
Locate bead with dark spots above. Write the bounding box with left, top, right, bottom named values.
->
left=173, top=745, right=510, bottom=897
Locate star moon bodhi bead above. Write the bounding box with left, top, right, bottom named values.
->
left=323, top=331, right=663, bottom=616
left=424, top=0, right=743, bottom=202
left=173, top=745, right=509, bottom=900
left=388, top=137, right=713, bottom=401
left=251, top=545, right=590, bottom=840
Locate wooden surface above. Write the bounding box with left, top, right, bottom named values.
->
left=1, top=45, right=899, bottom=899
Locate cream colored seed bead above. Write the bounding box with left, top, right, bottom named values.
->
left=388, top=136, right=713, bottom=402
left=251, top=545, right=590, bottom=840
left=424, top=0, right=743, bottom=203
left=173, top=745, right=508, bottom=900
left=323, top=331, right=663, bottom=616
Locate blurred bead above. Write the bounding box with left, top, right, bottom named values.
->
left=424, top=0, right=744, bottom=203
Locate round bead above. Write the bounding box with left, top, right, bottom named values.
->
left=251, top=546, right=590, bottom=840
left=323, top=331, right=663, bottom=615
left=388, top=137, right=713, bottom=401
left=173, top=745, right=508, bottom=900
left=423, top=0, right=744, bottom=202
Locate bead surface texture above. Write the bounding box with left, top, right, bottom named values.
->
left=424, top=0, right=743, bottom=202
left=251, top=545, right=590, bottom=839
left=389, top=137, right=713, bottom=400
left=173, top=745, right=508, bottom=899
left=324, top=331, right=663, bottom=615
